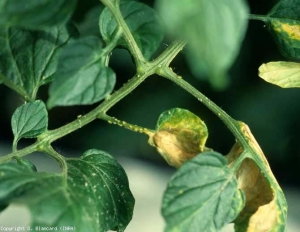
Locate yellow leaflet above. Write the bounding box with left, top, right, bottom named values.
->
left=258, top=61, right=300, bottom=88
left=272, top=20, right=300, bottom=41
left=227, top=123, right=287, bottom=232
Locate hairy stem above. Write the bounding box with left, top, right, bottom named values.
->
left=157, top=67, right=249, bottom=148
left=0, top=39, right=185, bottom=163
left=0, top=141, right=41, bottom=163
left=100, top=0, right=147, bottom=67
left=39, top=145, right=68, bottom=178
left=98, top=114, right=155, bottom=136
left=248, top=14, right=268, bottom=23
left=153, top=39, right=186, bottom=67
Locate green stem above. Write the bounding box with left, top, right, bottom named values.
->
left=0, top=39, right=186, bottom=163
left=12, top=138, right=18, bottom=152
left=45, top=39, right=186, bottom=142
left=248, top=14, right=268, bottom=23
left=158, top=67, right=249, bottom=148
left=0, top=73, right=31, bottom=101
left=0, top=141, right=40, bottom=163
left=39, top=145, right=68, bottom=177
left=45, top=72, right=151, bottom=143
left=100, top=0, right=147, bottom=68
left=230, top=151, right=250, bottom=172
left=98, top=114, right=155, bottom=136
left=102, top=27, right=123, bottom=58
left=153, top=39, right=186, bottom=67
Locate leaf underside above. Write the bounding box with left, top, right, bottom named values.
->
left=259, top=61, right=300, bottom=88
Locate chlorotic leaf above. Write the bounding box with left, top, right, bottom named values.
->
left=258, top=61, right=300, bottom=88
left=267, top=0, right=300, bottom=59
left=0, top=149, right=134, bottom=231
left=99, top=1, right=164, bottom=60
left=162, top=152, right=245, bottom=232
left=0, top=25, right=75, bottom=101
left=252, top=0, right=300, bottom=59
left=0, top=0, right=77, bottom=30
left=157, top=0, right=249, bottom=88
left=47, top=36, right=116, bottom=109
left=11, top=100, right=48, bottom=142
left=149, top=108, right=209, bottom=168
left=226, top=122, right=287, bottom=232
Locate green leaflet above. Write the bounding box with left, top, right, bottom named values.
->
left=0, top=0, right=77, bottom=30
left=47, top=36, right=116, bottom=108
left=99, top=1, right=164, bottom=60
left=259, top=61, right=300, bottom=88
left=78, top=6, right=104, bottom=38
left=11, top=100, right=48, bottom=144
left=14, top=157, right=37, bottom=172
left=0, top=150, right=135, bottom=231
left=0, top=24, right=75, bottom=101
left=162, top=152, right=245, bottom=232
left=251, top=0, right=300, bottom=59
left=157, top=0, right=249, bottom=89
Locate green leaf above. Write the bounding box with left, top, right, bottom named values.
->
left=0, top=0, right=77, bottom=30
left=47, top=36, right=116, bottom=108
left=14, top=157, right=37, bottom=172
left=149, top=108, right=208, bottom=168
left=99, top=1, right=164, bottom=60
left=0, top=149, right=134, bottom=231
left=162, top=152, right=245, bottom=232
left=78, top=6, right=104, bottom=38
left=0, top=25, right=75, bottom=101
left=258, top=61, right=300, bottom=88
left=11, top=100, right=48, bottom=143
left=157, top=0, right=249, bottom=89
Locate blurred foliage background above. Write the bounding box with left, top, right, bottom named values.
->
left=0, top=0, right=299, bottom=188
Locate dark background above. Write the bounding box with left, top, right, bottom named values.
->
left=0, top=0, right=299, bottom=187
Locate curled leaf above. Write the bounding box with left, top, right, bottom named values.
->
left=149, top=108, right=209, bottom=168
left=258, top=61, right=300, bottom=88
left=226, top=123, right=287, bottom=232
